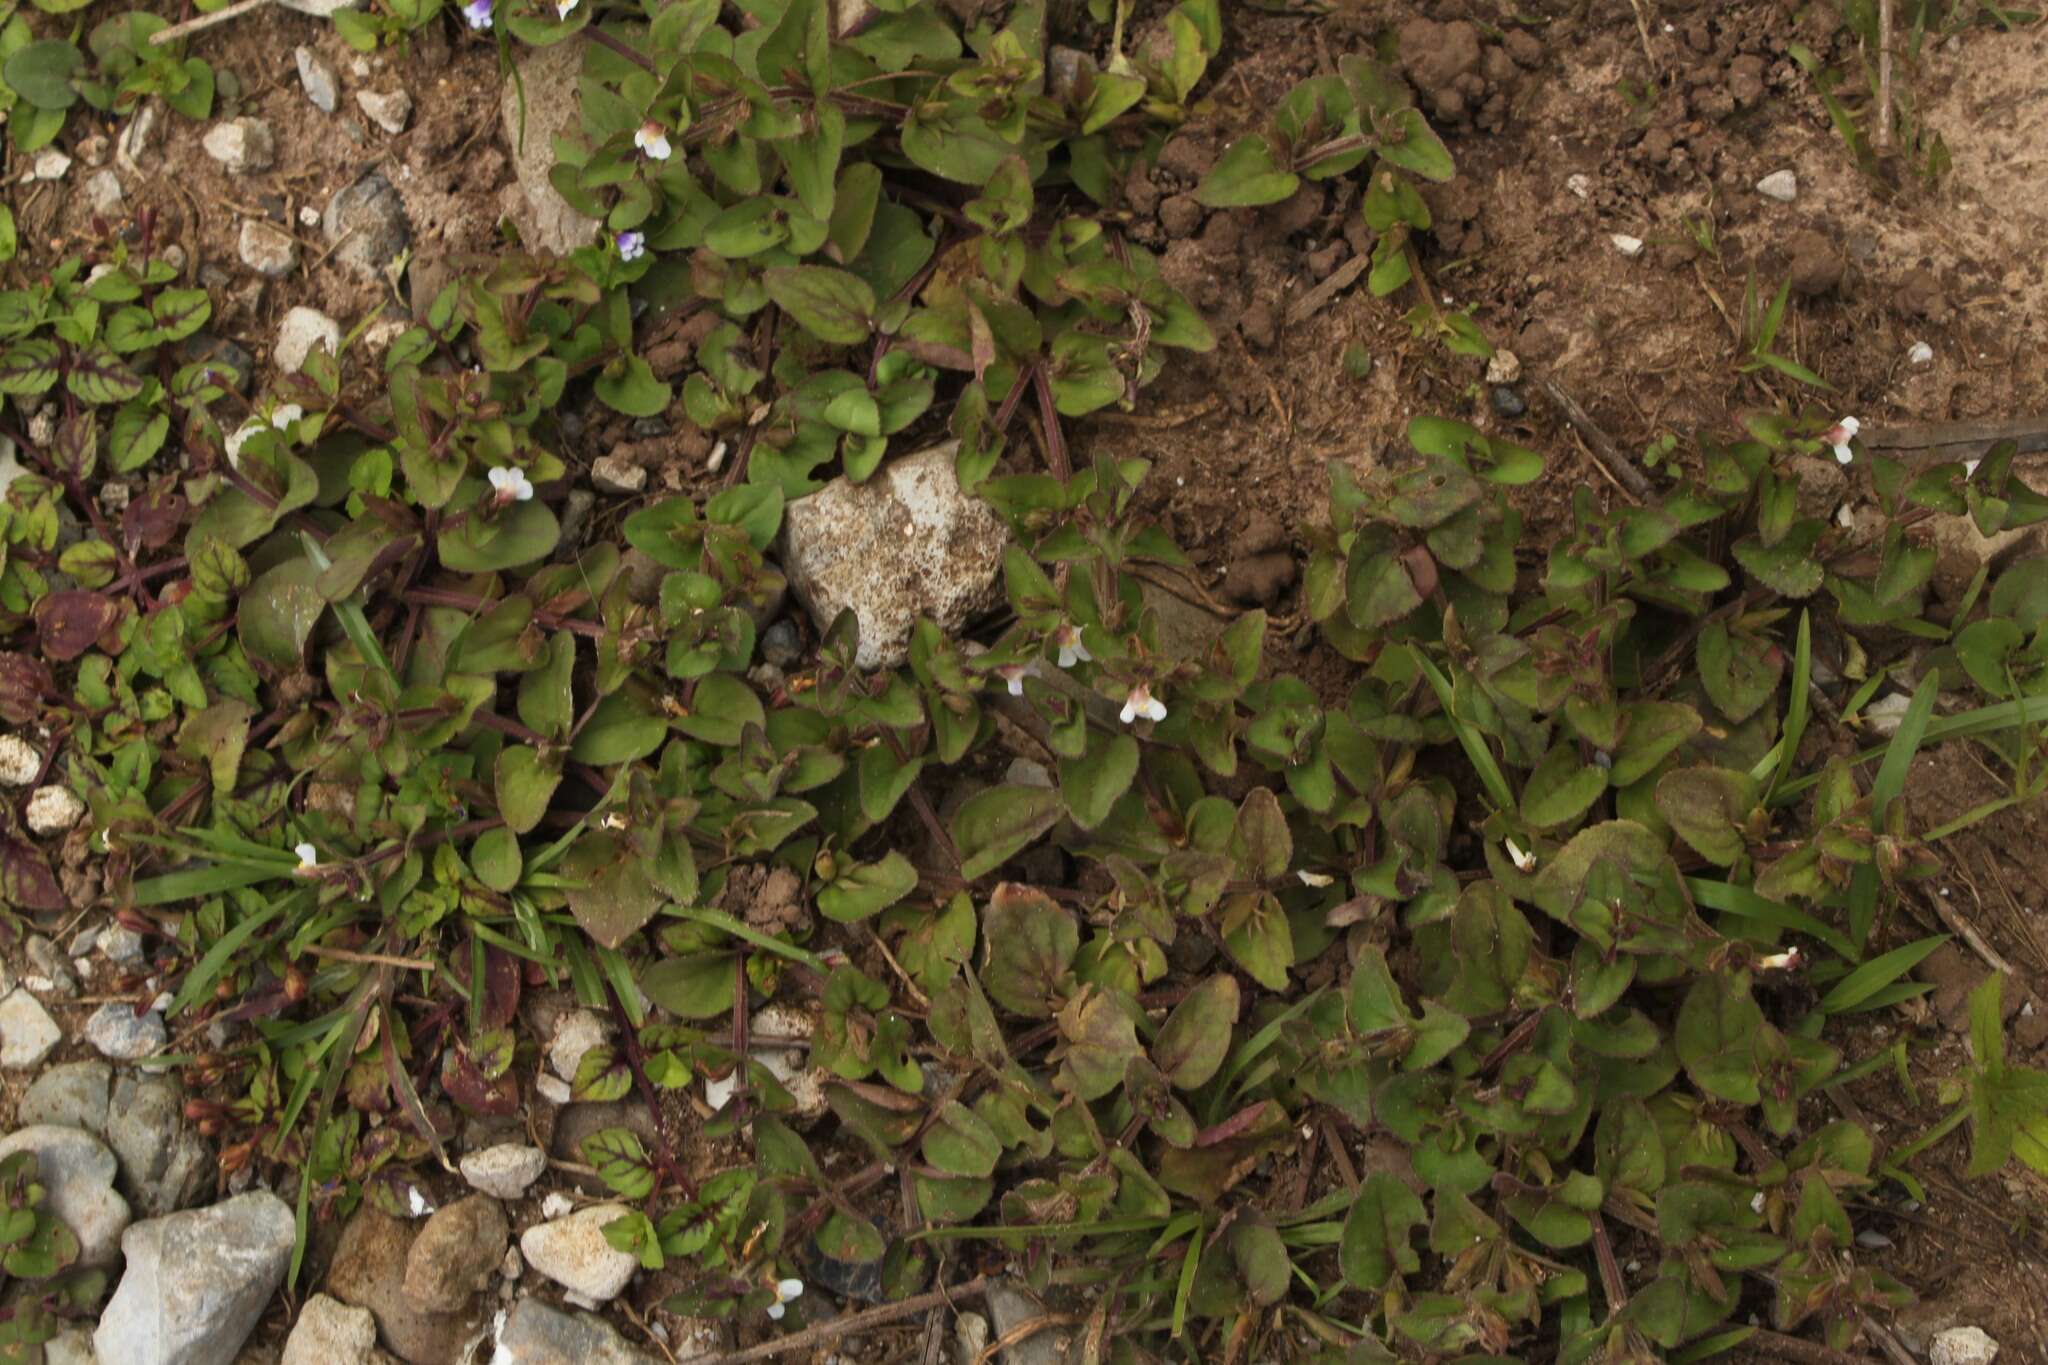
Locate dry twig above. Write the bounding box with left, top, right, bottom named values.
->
left=149, top=0, right=273, bottom=46
left=1538, top=378, right=1655, bottom=502
left=674, top=1276, right=993, bottom=1364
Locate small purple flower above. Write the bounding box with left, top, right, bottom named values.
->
left=616, top=230, right=645, bottom=263
left=463, top=0, right=492, bottom=29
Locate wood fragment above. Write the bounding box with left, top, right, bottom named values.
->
left=1862, top=416, right=2048, bottom=462
left=1285, top=253, right=1370, bottom=326
left=672, top=1277, right=992, bottom=1365
left=1537, top=378, right=1655, bottom=502
left=1875, top=0, right=1896, bottom=153
left=148, top=0, right=273, bottom=46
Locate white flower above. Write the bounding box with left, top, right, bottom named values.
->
left=1296, top=869, right=1334, bottom=888
left=996, top=665, right=1025, bottom=698
left=1756, top=947, right=1803, bottom=971
left=1906, top=340, right=1933, bottom=367
left=294, top=842, right=319, bottom=874
left=1505, top=838, right=1537, bottom=873
left=1751, top=1191, right=1767, bottom=1214
left=555, top=0, right=578, bottom=16
left=462, top=0, right=491, bottom=28
left=634, top=122, right=672, bottom=161
left=1824, top=416, right=1860, bottom=465
left=487, top=466, right=534, bottom=504
left=1119, top=683, right=1166, bottom=725
left=1964, top=458, right=1982, bottom=479
left=1053, top=623, right=1091, bottom=668
left=766, top=1277, right=804, bottom=1320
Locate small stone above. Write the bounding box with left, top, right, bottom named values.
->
left=106, top=1072, right=210, bottom=1217
left=590, top=456, right=647, bottom=496
left=356, top=89, right=413, bottom=135
left=83, top=1001, right=167, bottom=1061
left=535, top=1074, right=572, bottom=1105
left=0, top=733, right=43, bottom=785
left=0, top=989, right=62, bottom=1068
left=405, top=1195, right=510, bottom=1312
left=547, top=1009, right=607, bottom=1083
left=101, top=924, right=146, bottom=966
left=1610, top=233, right=1645, bottom=258
left=1756, top=169, right=1799, bottom=202
left=279, top=0, right=360, bottom=14
left=1004, top=758, right=1052, bottom=789
left=295, top=46, right=338, bottom=113
left=0, top=1127, right=131, bottom=1267
left=540, top=1192, right=574, bottom=1220
left=492, top=1296, right=663, bottom=1364
left=760, top=620, right=801, bottom=668
left=19, top=1060, right=112, bottom=1131
left=26, top=783, right=81, bottom=834
left=1566, top=172, right=1592, bottom=200
left=1489, top=385, right=1527, bottom=419
left=460, top=1144, right=547, bottom=1201
left=26, top=935, right=78, bottom=997
left=1930, top=1326, right=2000, bottom=1365
left=501, top=42, right=601, bottom=254
left=781, top=442, right=1008, bottom=670
left=43, top=1328, right=96, bottom=1365
left=519, top=1204, right=639, bottom=1302
left=85, top=169, right=124, bottom=216
left=276, top=307, right=342, bottom=375
left=1484, top=349, right=1521, bottom=384
left=1907, top=340, right=1934, bottom=367
left=283, top=1294, right=378, bottom=1365
left=95, top=1192, right=295, bottom=1365
left=322, top=173, right=411, bottom=282
left=325, top=1207, right=486, bottom=1365
left=201, top=118, right=277, bottom=175
left=33, top=148, right=72, bottom=181
left=238, top=220, right=300, bottom=279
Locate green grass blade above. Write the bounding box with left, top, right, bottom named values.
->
left=1818, top=933, right=1948, bottom=1014
left=168, top=898, right=292, bottom=1016
left=131, top=861, right=289, bottom=906
left=1684, top=875, right=1855, bottom=961
left=1413, top=652, right=1515, bottom=811
left=1756, top=610, right=1812, bottom=803
left=1872, top=671, right=1939, bottom=818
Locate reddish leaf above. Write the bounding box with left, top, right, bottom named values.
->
left=1, top=839, right=67, bottom=912
left=0, top=653, right=54, bottom=725
left=123, top=483, right=188, bottom=553
left=440, top=1046, right=519, bottom=1116
left=482, top=945, right=521, bottom=1030
left=34, top=591, right=120, bottom=663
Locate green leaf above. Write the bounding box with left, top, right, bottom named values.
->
left=980, top=883, right=1077, bottom=1018
left=1819, top=934, right=1948, bottom=1014
left=3, top=41, right=82, bottom=110
left=763, top=265, right=877, bottom=346
left=952, top=785, right=1064, bottom=881
left=1339, top=1172, right=1425, bottom=1289
left=439, top=500, right=560, bottom=573
left=1655, top=766, right=1757, bottom=867
left=817, top=850, right=916, bottom=923
left=1698, top=621, right=1781, bottom=724
left=569, top=692, right=668, bottom=765
left=1151, top=974, right=1239, bottom=1090
left=471, top=826, right=522, bottom=892
left=921, top=1100, right=1001, bottom=1178
left=1374, top=108, right=1455, bottom=181
left=1230, top=1221, right=1291, bottom=1307
left=562, top=830, right=664, bottom=948
left=494, top=746, right=562, bottom=835
left=641, top=952, right=739, bottom=1019
left=1675, top=973, right=1763, bottom=1103
left=237, top=558, right=324, bottom=667
left=580, top=1127, right=655, bottom=1200
left=1521, top=742, right=1608, bottom=831
left=1058, top=731, right=1138, bottom=830
left=1612, top=701, right=1702, bottom=787
left=1195, top=135, right=1298, bottom=207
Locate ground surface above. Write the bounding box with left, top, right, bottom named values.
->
left=6, top=0, right=2048, bottom=1360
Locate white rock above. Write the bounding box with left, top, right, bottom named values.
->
left=275, top=307, right=342, bottom=375
left=94, top=1192, right=295, bottom=1365
left=1756, top=169, right=1799, bottom=202
left=780, top=442, right=1008, bottom=670
left=1907, top=340, right=1934, bottom=367
left=500, top=42, right=601, bottom=254
left=547, top=1009, right=607, bottom=1083
left=33, top=148, right=72, bottom=181
left=282, top=1293, right=377, bottom=1365
left=224, top=403, right=303, bottom=468
left=1863, top=691, right=1915, bottom=738
left=535, top=1073, right=572, bottom=1105
left=26, top=784, right=85, bottom=835
left=1565, top=172, right=1592, bottom=200
left=1484, top=349, right=1522, bottom=384
left=460, top=1144, right=548, bottom=1201
left=540, top=1191, right=575, bottom=1220
left=590, top=456, right=647, bottom=496
left=101, top=925, right=146, bottom=966
left=0, top=989, right=62, bottom=1068
left=1609, top=233, right=1645, bottom=258
left=116, top=100, right=160, bottom=175
left=0, top=1127, right=131, bottom=1267
left=85, top=169, right=124, bottom=216
left=278, top=0, right=360, bottom=15
left=201, top=118, right=276, bottom=175
left=356, top=88, right=412, bottom=135
left=238, top=220, right=299, bottom=279
left=295, top=46, right=338, bottom=114
left=0, top=734, right=42, bottom=785
left=703, top=1006, right=825, bottom=1118
left=83, top=1001, right=167, bottom=1061
left=42, top=1328, right=96, bottom=1365
left=519, top=1204, right=639, bottom=1302
left=1931, top=1326, right=2000, bottom=1365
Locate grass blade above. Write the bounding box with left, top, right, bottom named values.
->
left=1685, top=875, right=1856, bottom=961
left=1412, top=652, right=1516, bottom=811
left=1818, top=933, right=1948, bottom=1014
left=167, top=898, right=291, bottom=1016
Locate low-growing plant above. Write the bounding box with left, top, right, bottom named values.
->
left=0, top=1, right=214, bottom=152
